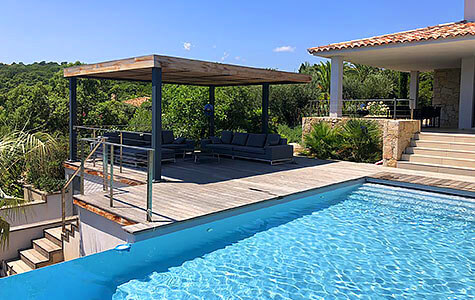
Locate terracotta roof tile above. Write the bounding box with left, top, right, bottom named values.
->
left=123, top=96, right=150, bottom=107
left=308, top=21, right=475, bottom=54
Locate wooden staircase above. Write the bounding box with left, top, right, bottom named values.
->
left=5, top=222, right=78, bottom=276
left=398, top=132, right=475, bottom=176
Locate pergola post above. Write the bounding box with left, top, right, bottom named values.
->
left=410, top=71, right=419, bottom=108
left=69, top=77, right=77, bottom=161
left=209, top=86, right=215, bottom=137
left=330, top=56, right=343, bottom=117
left=262, top=83, right=270, bottom=134
left=151, top=68, right=162, bottom=182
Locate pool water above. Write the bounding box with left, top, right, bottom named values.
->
left=113, top=183, right=474, bottom=299
left=1, top=183, right=473, bottom=300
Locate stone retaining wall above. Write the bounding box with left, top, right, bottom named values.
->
left=302, top=117, right=421, bottom=167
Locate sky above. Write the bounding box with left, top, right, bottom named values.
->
left=0, top=0, right=464, bottom=72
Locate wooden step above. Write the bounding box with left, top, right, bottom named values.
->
left=412, top=140, right=475, bottom=152
left=405, top=147, right=475, bottom=160
left=44, top=227, right=63, bottom=247
left=19, top=249, right=49, bottom=269
left=397, top=161, right=475, bottom=177
left=401, top=154, right=475, bottom=168
left=33, top=237, right=63, bottom=261
left=6, top=259, right=33, bottom=275
left=416, top=132, right=475, bottom=143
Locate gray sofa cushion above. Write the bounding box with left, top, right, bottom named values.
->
left=232, top=132, right=248, bottom=145
left=162, top=130, right=175, bottom=144
left=173, top=137, right=186, bottom=144
left=246, top=133, right=267, bottom=148
left=266, top=134, right=281, bottom=146
left=221, top=131, right=233, bottom=144
left=233, top=146, right=266, bottom=155
left=211, top=136, right=222, bottom=144
left=162, top=143, right=188, bottom=150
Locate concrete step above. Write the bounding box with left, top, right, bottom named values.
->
left=19, top=248, right=49, bottom=269
left=6, top=259, right=33, bottom=275
left=33, top=238, right=63, bottom=262
left=397, top=161, right=475, bottom=177
left=416, top=132, right=475, bottom=143
left=401, top=154, right=475, bottom=168
left=44, top=226, right=63, bottom=247
left=404, top=147, right=475, bottom=160
left=412, top=140, right=475, bottom=152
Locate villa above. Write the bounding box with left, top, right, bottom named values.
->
left=0, top=1, right=474, bottom=299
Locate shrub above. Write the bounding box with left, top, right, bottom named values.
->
left=303, top=119, right=382, bottom=163
left=277, top=124, right=302, bottom=144
left=339, top=119, right=382, bottom=163
left=304, top=122, right=341, bottom=159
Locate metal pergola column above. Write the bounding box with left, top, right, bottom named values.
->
left=262, top=83, right=270, bottom=134
left=69, top=77, right=77, bottom=161
left=209, top=86, right=215, bottom=137
left=151, top=67, right=163, bottom=182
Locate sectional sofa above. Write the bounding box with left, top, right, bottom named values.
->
left=97, top=130, right=195, bottom=166
left=201, top=131, right=293, bottom=165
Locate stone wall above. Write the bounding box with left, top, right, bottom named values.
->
left=433, top=68, right=461, bottom=128
left=302, top=117, right=421, bottom=167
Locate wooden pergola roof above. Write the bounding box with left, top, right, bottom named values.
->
left=63, top=54, right=312, bottom=86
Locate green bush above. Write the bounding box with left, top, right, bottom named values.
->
left=303, top=119, right=382, bottom=163
left=304, top=122, right=341, bottom=159
left=339, top=119, right=382, bottom=163
left=276, top=124, right=302, bottom=144
left=25, top=137, right=67, bottom=193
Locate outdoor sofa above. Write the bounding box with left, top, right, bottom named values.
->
left=95, top=130, right=195, bottom=166
left=200, top=131, right=293, bottom=165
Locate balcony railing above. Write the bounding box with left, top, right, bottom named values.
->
left=308, top=99, right=415, bottom=119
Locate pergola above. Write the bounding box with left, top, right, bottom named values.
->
left=64, top=54, right=311, bottom=181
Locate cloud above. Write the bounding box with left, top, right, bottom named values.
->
left=183, top=42, right=192, bottom=51
left=273, top=46, right=296, bottom=53
left=221, top=51, right=229, bottom=61
left=234, top=56, right=246, bottom=62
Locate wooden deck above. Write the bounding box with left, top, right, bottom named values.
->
left=70, top=157, right=475, bottom=235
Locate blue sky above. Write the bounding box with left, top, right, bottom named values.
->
left=0, top=0, right=463, bottom=71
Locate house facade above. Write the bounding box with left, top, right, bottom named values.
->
left=308, top=0, right=475, bottom=129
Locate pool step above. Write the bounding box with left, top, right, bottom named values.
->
left=5, top=221, right=78, bottom=276
left=399, top=132, right=475, bottom=176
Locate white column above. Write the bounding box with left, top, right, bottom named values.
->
left=409, top=71, right=419, bottom=109
left=459, top=57, right=475, bottom=129
left=465, top=0, right=475, bottom=21
left=330, top=56, right=343, bottom=117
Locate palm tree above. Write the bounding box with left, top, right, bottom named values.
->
left=0, top=130, right=57, bottom=248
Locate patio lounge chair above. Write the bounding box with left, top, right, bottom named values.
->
left=200, top=131, right=293, bottom=165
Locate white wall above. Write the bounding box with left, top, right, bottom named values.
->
left=459, top=56, right=475, bottom=129
left=78, top=207, right=133, bottom=256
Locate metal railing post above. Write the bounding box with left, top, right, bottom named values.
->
left=103, top=142, right=108, bottom=191
left=61, top=188, right=66, bottom=233
left=146, top=150, right=154, bottom=222
left=92, top=129, right=97, bottom=167
left=119, top=132, right=123, bottom=173
left=110, top=144, right=114, bottom=207
left=80, top=139, right=85, bottom=195
left=393, top=98, right=397, bottom=120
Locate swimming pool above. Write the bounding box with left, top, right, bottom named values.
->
left=1, top=182, right=473, bottom=299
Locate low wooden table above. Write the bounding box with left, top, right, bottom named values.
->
left=193, top=151, right=220, bottom=163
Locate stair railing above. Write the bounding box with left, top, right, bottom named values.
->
left=61, top=137, right=105, bottom=233
left=62, top=137, right=156, bottom=233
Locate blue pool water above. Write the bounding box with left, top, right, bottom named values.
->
left=1, top=183, right=474, bottom=299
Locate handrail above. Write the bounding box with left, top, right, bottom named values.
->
left=62, top=136, right=156, bottom=232
left=61, top=138, right=104, bottom=233
left=74, top=125, right=152, bottom=135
